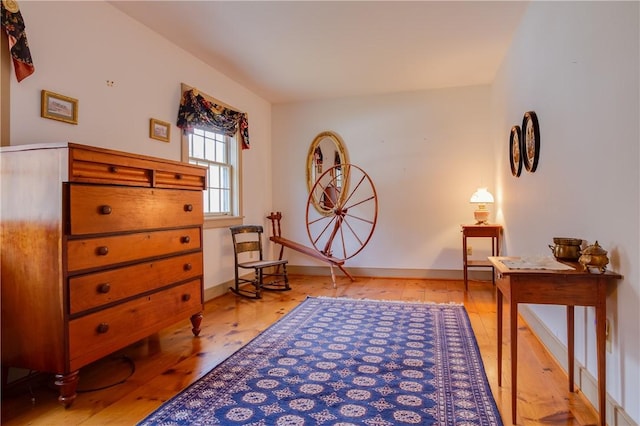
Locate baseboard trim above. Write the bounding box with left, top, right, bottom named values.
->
left=286, top=265, right=493, bottom=281
left=519, top=305, right=636, bottom=426
left=205, top=267, right=493, bottom=301
left=204, top=280, right=235, bottom=301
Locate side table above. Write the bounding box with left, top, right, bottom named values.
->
left=489, top=256, right=622, bottom=426
left=461, top=224, right=502, bottom=291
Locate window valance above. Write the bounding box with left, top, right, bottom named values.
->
left=1, top=0, right=35, bottom=82
left=177, top=89, right=250, bottom=149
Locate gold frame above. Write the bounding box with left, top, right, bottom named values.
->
left=149, top=118, right=171, bottom=142
left=306, top=131, right=349, bottom=215
left=41, top=90, right=78, bottom=125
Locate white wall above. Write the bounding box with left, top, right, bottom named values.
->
left=7, top=1, right=274, bottom=291
left=491, top=1, right=639, bottom=423
left=272, top=86, right=496, bottom=273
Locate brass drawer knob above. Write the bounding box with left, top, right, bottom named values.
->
left=175, top=173, right=183, bottom=180
left=96, top=246, right=109, bottom=256
left=99, top=205, right=112, bottom=215
left=96, top=323, right=110, bottom=334
left=184, top=204, right=193, bottom=212
left=184, top=263, right=192, bottom=271
left=108, top=166, right=118, bottom=173
left=182, top=294, right=191, bottom=302
left=97, top=283, right=111, bottom=294
left=181, top=236, right=191, bottom=244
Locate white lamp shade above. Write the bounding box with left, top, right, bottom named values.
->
left=469, top=188, right=494, bottom=204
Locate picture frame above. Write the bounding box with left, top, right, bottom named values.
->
left=41, top=90, right=78, bottom=125
left=509, top=125, right=522, bottom=177
left=149, top=118, right=171, bottom=142
left=522, top=111, right=540, bottom=172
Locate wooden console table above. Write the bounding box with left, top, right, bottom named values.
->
left=461, top=224, right=502, bottom=291
left=488, top=256, right=622, bottom=425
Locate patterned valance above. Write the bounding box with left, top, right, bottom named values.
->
left=1, top=0, right=35, bottom=82
left=177, top=89, right=250, bottom=150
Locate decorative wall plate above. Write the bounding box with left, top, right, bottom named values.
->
left=509, top=125, right=522, bottom=177
left=522, top=111, right=540, bottom=172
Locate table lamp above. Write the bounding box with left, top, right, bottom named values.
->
left=469, top=187, right=494, bottom=224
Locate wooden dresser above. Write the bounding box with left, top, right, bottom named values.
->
left=0, top=143, right=207, bottom=407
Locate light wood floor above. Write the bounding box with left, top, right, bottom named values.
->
left=2, top=276, right=599, bottom=425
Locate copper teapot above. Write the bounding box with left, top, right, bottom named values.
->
left=579, top=241, right=609, bottom=273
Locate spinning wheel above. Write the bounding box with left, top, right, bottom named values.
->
left=268, top=163, right=377, bottom=287
left=306, top=164, right=378, bottom=262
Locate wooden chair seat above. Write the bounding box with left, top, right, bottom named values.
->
left=238, top=259, right=288, bottom=270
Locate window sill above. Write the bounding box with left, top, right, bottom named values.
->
left=203, top=215, right=243, bottom=230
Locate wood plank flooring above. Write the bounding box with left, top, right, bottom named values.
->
left=1, top=276, right=599, bottom=425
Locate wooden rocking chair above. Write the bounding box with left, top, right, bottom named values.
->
left=229, top=225, right=290, bottom=299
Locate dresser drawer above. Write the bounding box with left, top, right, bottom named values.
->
left=69, top=252, right=202, bottom=315
left=68, top=279, right=203, bottom=371
left=69, top=145, right=206, bottom=189
left=67, top=184, right=203, bottom=235
left=155, top=169, right=207, bottom=190
left=66, top=227, right=201, bottom=272
left=70, top=151, right=152, bottom=187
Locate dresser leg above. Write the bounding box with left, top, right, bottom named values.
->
left=190, top=312, right=203, bottom=336
left=54, top=370, right=79, bottom=408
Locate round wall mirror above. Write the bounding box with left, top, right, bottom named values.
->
left=306, top=131, right=349, bottom=215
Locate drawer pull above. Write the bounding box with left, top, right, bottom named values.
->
left=97, top=283, right=111, bottom=294
left=182, top=294, right=191, bottom=302
left=175, top=173, right=183, bottom=180
left=108, top=166, right=118, bottom=173
left=184, top=204, right=193, bottom=212
left=96, top=246, right=109, bottom=256
left=181, top=236, right=191, bottom=244
left=96, top=323, right=110, bottom=334
left=184, top=263, right=192, bottom=271
left=99, top=205, right=112, bottom=215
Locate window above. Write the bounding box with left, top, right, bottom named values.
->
left=178, top=84, right=245, bottom=228
left=188, top=128, right=231, bottom=215
left=184, top=127, right=242, bottom=228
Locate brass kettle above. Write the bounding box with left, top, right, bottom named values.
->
left=579, top=241, right=609, bottom=273
left=549, top=237, right=582, bottom=261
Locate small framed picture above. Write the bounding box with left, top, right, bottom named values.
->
left=509, top=125, right=522, bottom=177
left=41, top=90, right=78, bottom=125
left=150, top=118, right=171, bottom=142
left=522, top=111, right=540, bottom=172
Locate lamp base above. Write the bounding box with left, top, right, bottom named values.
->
left=473, top=209, right=490, bottom=225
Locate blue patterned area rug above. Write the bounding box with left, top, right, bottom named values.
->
left=138, top=297, right=503, bottom=426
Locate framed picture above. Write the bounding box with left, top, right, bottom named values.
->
left=41, top=90, right=78, bottom=125
left=509, top=125, right=522, bottom=177
left=522, top=111, right=540, bottom=172
left=150, top=118, right=171, bottom=142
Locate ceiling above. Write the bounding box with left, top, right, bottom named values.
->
left=110, top=1, right=529, bottom=104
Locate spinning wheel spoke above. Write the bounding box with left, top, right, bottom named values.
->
left=340, top=174, right=364, bottom=205
left=343, top=196, right=376, bottom=220
left=340, top=217, right=365, bottom=248
left=306, top=164, right=378, bottom=261
left=310, top=216, right=337, bottom=246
